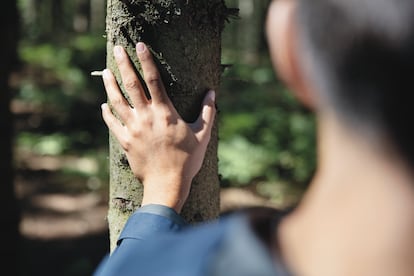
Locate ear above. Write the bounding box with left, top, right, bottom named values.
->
left=266, top=0, right=316, bottom=110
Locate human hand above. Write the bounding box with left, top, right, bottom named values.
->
left=101, top=42, right=216, bottom=213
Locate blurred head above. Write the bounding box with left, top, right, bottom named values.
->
left=266, top=0, right=414, bottom=168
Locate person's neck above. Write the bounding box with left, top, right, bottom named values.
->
left=278, top=114, right=414, bottom=276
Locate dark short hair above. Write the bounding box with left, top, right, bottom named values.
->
left=298, top=0, right=414, bottom=166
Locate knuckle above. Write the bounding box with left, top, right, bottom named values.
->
left=123, top=78, right=140, bottom=91
left=110, top=97, right=123, bottom=107
left=145, top=72, right=161, bottom=86
left=160, top=110, right=174, bottom=124
left=130, top=126, right=142, bottom=138
left=118, top=136, right=130, bottom=150
left=122, top=140, right=131, bottom=152
left=120, top=111, right=130, bottom=122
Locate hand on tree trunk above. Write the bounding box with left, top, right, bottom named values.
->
left=101, top=42, right=216, bottom=213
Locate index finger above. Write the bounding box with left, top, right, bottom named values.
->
left=114, top=45, right=149, bottom=108
left=136, top=42, right=169, bottom=105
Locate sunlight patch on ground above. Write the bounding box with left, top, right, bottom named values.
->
left=30, top=193, right=102, bottom=213
left=15, top=149, right=99, bottom=175
left=20, top=193, right=108, bottom=240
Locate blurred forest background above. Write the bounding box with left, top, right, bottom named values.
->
left=9, top=0, right=316, bottom=275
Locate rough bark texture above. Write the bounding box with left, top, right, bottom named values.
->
left=105, top=0, right=232, bottom=251
left=0, top=0, right=20, bottom=273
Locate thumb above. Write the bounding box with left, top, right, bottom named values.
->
left=193, top=90, right=216, bottom=142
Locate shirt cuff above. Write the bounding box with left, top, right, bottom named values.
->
left=138, top=204, right=187, bottom=226
left=117, top=204, right=187, bottom=245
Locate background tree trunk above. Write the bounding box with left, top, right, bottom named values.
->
left=105, top=0, right=234, bottom=251
left=223, top=0, right=271, bottom=63
left=0, top=0, right=20, bottom=273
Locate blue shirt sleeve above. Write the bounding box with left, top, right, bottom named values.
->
left=93, top=205, right=291, bottom=276
left=93, top=204, right=188, bottom=276
left=117, top=204, right=187, bottom=245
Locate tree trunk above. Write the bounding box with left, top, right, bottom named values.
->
left=73, top=0, right=90, bottom=33
left=0, top=0, right=20, bottom=273
left=105, top=0, right=233, bottom=251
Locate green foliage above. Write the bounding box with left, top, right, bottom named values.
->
left=15, top=33, right=109, bottom=190
left=255, top=180, right=304, bottom=207
left=219, top=135, right=275, bottom=185
left=17, top=132, right=70, bottom=156
left=218, top=55, right=316, bottom=189
left=16, top=34, right=106, bottom=124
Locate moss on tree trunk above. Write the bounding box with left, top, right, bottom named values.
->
left=105, top=0, right=234, bottom=251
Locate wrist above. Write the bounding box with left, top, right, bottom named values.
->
left=141, top=175, right=192, bottom=213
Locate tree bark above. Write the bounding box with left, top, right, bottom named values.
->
left=0, top=0, right=20, bottom=273
left=105, top=0, right=233, bottom=251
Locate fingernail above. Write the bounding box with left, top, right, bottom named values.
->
left=136, top=42, right=145, bottom=53
left=102, top=69, right=110, bottom=79
left=114, top=45, right=123, bottom=58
